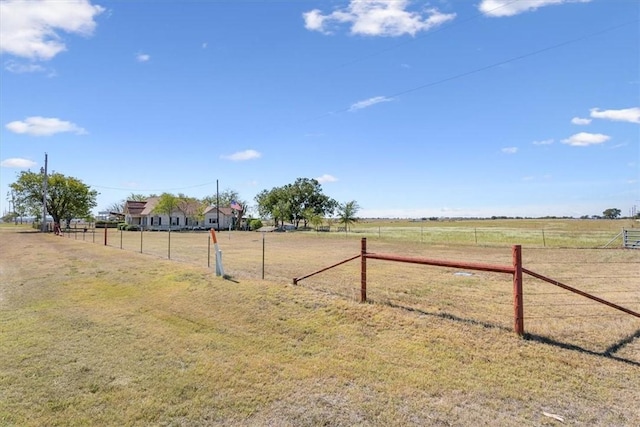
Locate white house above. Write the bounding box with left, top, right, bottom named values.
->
left=123, top=198, right=235, bottom=230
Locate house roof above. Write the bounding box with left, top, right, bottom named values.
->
left=204, top=206, right=234, bottom=216
left=123, top=200, right=147, bottom=215
left=139, top=197, right=158, bottom=215
left=126, top=198, right=235, bottom=217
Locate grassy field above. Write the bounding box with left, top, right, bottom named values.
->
left=1, top=223, right=639, bottom=426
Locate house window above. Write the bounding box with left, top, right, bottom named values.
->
left=208, top=218, right=217, bottom=224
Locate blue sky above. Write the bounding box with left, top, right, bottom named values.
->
left=1, top=0, right=638, bottom=218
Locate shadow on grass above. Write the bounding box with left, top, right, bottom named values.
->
left=524, top=329, right=640, bottom=367
left=377, top=300, right=640, bottom=367
left=379, top=300, right=512, bottom=332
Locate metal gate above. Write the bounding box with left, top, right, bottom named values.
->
left=623, top=229, right=640, bottom=249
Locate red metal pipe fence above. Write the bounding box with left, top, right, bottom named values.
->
left=293, top=238, right=638, bottom=336
left=360, top=238, right=524, bottom=335
left=292, top=254, right=361, bottom=285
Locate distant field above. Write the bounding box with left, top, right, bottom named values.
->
left=346, top=218, right=638, bottom=247
left=1, top=224, right=639, bottom=426
left=55, top=217, right=638, bottom=248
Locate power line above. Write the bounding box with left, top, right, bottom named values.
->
left=90, top=180, right=219, bottom=193
left=341, top=19, right=639, bottom=113
left=301, top=18, right=637, bottom=124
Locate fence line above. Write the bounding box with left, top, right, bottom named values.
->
left=292, top=238, right=639, bottom=337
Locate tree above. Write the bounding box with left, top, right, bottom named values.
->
left=305, top=209, right=324, bottom=231
left=255, top=178, right=337, bottom=228
left=6, top=190, right=26, bottom=223
left=602, top=208, right=621, bottom=219
left=106, top=201, right=125, bottom=214
left=128, top=193, right=147, bottom=201
left=1, top=212, right=18, bottom=223
left=255, top=186, right=291, bottom=227
left=336, top=200, right=360, bottom=233
left=175, top=193, right=204, bottom=227
left=153, top=193, right=179, bottom=225
left=9, top=170, right=97, bottom=227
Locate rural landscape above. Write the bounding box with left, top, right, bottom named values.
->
left=1, top=0, right=638, bottom=425
left=1, top=217, right=639, bottom=426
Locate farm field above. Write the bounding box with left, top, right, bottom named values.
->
left=1, top=223, right=639, bottom=426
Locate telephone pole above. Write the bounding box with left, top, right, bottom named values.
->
left=41, top=153, right=48, bottom=232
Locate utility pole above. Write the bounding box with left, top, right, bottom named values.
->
left=216, top=179, right=220, bottom=231
left=41, top=153, right=48, bottom=232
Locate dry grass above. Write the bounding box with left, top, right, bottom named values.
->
left=1, top=224, right=639, bottom=426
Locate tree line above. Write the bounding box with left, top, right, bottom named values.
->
left=7, top=170, right=629, bottom=229
left=6, top=172, right=360, bottom=231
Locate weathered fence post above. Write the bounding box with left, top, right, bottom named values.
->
left=360, top=238, right=367, bottom=303
left=104, top=226, right=107, bottom=246
left=512, top=245, right=524, bottom=336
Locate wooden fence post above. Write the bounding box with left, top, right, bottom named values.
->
left=513, top=245, right=524, bottom=336
left=360, top=238, right=367, bottom=303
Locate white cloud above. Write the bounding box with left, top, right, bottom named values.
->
left=4, top=60, right=46, bottom=73
left=221, top=149, right=262, bottom=161
left=532, top=138, right=554, bottom=145
left=561, top=132, right=610, bottom=147
left=501, top=147, right=518, bottom=154
left=478, top=0, right=591, bottom=17
left=136, top=53, right=150, bottom=62
left=571, top=117, right=591, bottom=125
left=590, top=107, right=640, bottom=124
left=316, top=174, right=338, bottom=184
left=0, top=0, right=104, bottom=61
left=349, top=96, right=393, bottom=112
left=0, top=158, right=37, bottom=168
left=303, top=1, right=455, bottom=37
left=5, top=116, right=87, bottom=136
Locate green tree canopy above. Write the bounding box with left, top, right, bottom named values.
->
left=175, top=193, right=204, bottom=227
left=602, top=208, right=621, bottom=219
left=9, top=170, right=98, bottom=226
left=153, top=193, right=179, bottom=223
left=336, top=200, right=360, bottom=233
left=255, top=178, right=337, bottom=228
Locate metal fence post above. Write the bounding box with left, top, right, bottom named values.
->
left=513, top=245, right=524, bottom=336
left=360, top=238, right=367, bottom=303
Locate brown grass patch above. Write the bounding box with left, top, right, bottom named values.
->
left=1, top=225, right=639, bottom=426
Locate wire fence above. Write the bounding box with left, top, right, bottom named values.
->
left=55, top=225, right=639, bottom=360
left=343, top=225, right=631, bottom=248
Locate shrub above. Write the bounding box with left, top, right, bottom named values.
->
left=126, top=225, right=141, bottom=231
left=249, top=219, right=263, bottom=231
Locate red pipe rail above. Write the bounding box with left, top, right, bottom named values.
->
left=292, top=238, right=639, bottom=336
left=292, top=254, right=361, bottom=285
left=364, top=253, right=515, bottom=274
left=361, top=239, right=524, bottom=335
